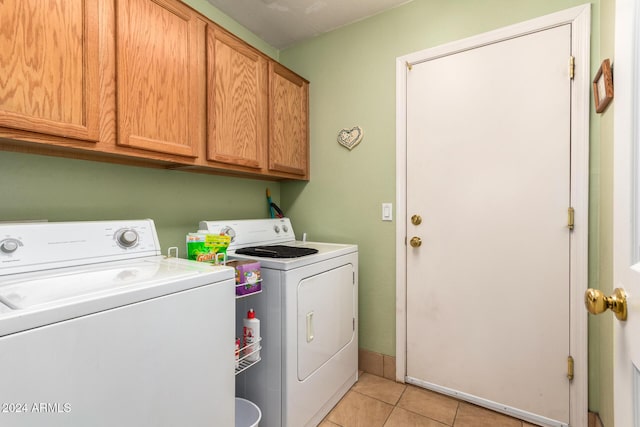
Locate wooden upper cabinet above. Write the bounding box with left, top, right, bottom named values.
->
left=115, top=0, right=204, bottom=158
left=207, top=27, right=267, bottom=170
left=269, top=62, right=309, bottom=179
left=0, top=0, right=100, bottom=142
left=0, top=0, right=310, bottom=180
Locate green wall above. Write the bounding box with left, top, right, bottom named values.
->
left=0, top=151, right=279, bottom=252
left=279, top=0, right=613, bottom=422
left=590, top=0, right=615, bottom=425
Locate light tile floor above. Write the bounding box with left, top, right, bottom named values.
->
left=320, top=373, right=540, bottom=427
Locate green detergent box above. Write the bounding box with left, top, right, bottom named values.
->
left=186, top=233, right=231, bottom=263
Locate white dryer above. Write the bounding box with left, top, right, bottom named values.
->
left=0, top=220, right=235, bottom=427
left=199, top=218, right=358, bottom=427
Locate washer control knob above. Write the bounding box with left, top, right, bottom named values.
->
left=116, top=229, right=139, bottom=248
left=0, top=239, right=19, bottom=254
left=274, top=225, right=281, bottom=233
left=283, top=225, right=289, bottom=233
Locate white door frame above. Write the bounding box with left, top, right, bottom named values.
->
left=395, top=5, right=590, bottom=426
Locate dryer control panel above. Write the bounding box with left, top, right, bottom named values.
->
left=199, top=218, right=296, bottom=251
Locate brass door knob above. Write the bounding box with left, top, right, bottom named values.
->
left=410, top=237, right=422, bottom=247
left=584, top=288, right=627, bottom=321
left=411, top=215, right=422, bottom=225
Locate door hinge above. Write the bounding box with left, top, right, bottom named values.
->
left=568, top=207, right=575, bottom=230
left=353, top=318, right=355, bottom=331
left=567, top=355, right=574, bottom=381
left=406, top=61, right=412, bottom=71
left=569, top=56, right=575, bottom=80
left=353, top=272, right=355, bottom=285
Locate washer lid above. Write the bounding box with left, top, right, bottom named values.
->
left=0, top=300, right=11, bottom=314
left=0, top=257, right=232, bottom=310
left=0, top=257, right=234, bottom=337
left=0, top=258, right=217, bottom=309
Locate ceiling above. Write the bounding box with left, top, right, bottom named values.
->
left=206, top=0, right=414, bottom=49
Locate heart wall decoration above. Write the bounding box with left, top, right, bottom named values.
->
left=337, top=126, right=364, bottom=150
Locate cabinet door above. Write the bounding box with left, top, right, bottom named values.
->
left=208, top=28, right=267, bottom=170
left=0, top=0, right=99, bottom=142
left=116, top=0, right=204, bottom=158
left=269, top=62, right=309, bottom=178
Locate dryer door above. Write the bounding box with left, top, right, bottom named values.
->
left=297, top=264, right=355, bottom=380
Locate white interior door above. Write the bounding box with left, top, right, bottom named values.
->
left=613, top=0, right=640, bottom=425
left=405, top=25, right=573, bottom=426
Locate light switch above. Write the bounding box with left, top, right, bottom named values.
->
left=382, top=203, right=393, bottom=221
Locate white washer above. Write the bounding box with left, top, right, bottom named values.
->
left=0, top=220, right=235, bottom=427
left=199, top=218, right=358, bottom=427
